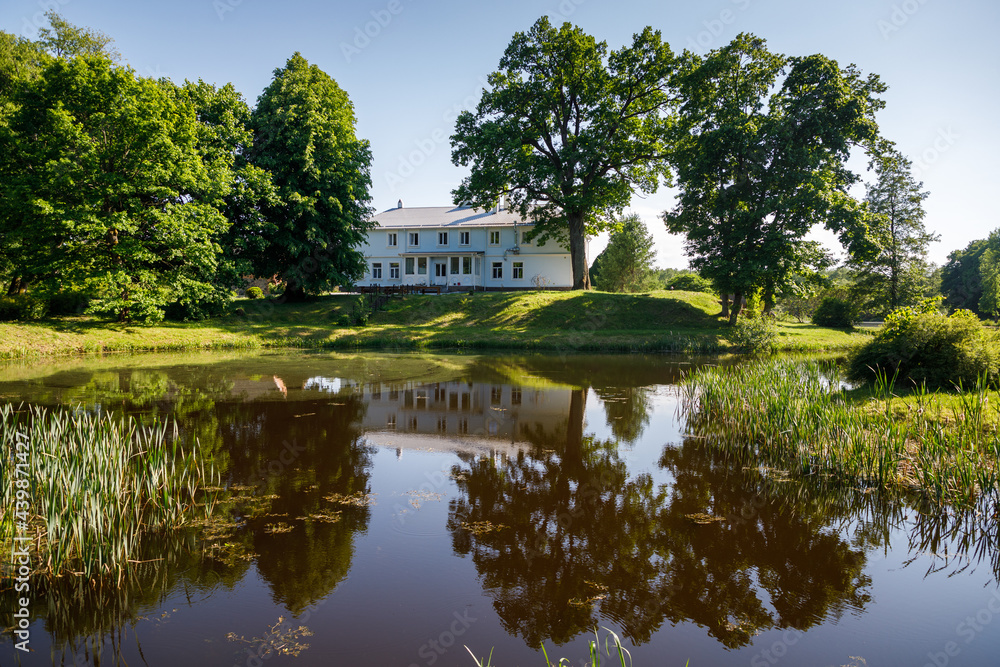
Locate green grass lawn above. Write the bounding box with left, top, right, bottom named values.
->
left=0, top=290, right=870, bottom=360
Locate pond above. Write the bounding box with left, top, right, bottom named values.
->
left=1, top=350, right=998, bottom=666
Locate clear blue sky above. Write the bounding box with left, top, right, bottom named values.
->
left=3, top=0, right=996, bottom=268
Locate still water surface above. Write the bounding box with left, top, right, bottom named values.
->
left=1, top=351, right=998, bottom=666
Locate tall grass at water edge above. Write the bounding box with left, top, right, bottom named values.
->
left=0, top=404, right=218, bottom=580
left=678, top=359, right=1000, bottom=506
left=466, top=627, right=683, bottom=667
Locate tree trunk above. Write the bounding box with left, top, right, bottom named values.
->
left=720, top=294, right=730, bottom=319
left=7, top=277, right=23, bottom=296
left=762, top=288, right=775, bottom=317
left=728, top=289, right=744, bottom=326
left=567, top=211, right=590, bottom=290
left=283, top=282, right=307, bottom=303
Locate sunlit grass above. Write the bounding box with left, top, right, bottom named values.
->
left=0, top=291, right=869, bottom=360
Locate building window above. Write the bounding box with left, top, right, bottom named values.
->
left=437, top=417, right=447, bottom=433
left=387, top=232, right=397, bottom=247
left=459, top=231, right=470, bottom=246
left=372, top=262, right=382, bottom=279
left=417, top=257, right=427, bottom=275
left=435, top=263, right=447, bottom=278
left=512, top=387, right=522, bottom=405
left=408, top=232, right=419, bottom=247
left=408, top=416, right=418, bottom=430
left=387, top=414, right=397, bottom=429
left=438, top=231, right=448, bottom=246
left=450, top=257, right=460, bottom=274
left=512, top=262, right=523, bottom=280
left=489, top=230, right=501, bottom=246
left=405, top=258, right=415, bottom=275
left=389, top=262, right=400, bottom=279
left=458, top=418, right=469, bottom=434
left=491, top=386, right=502, bottom=404
left=462, top=257, right=472, bottom=275
left=492, top=262, right=503, bottom=280
left=520, top=230, right=530, bottom=246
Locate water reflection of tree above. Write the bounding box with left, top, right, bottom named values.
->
left=447, top=436, right=876, bottom=649
left=592, top=386, right=651, bottom=443
left=1, top=382, right=375, bottom=656
left=214, top=394, right=373, bottom=615
left=0, top=530, right=246, bottom=663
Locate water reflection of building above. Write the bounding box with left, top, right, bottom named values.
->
left=357, top=381, right=578, bottom=455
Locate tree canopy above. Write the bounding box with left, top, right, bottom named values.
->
left=847, top=149, right=937, bottom=316
left=0, top=57, right=231, bottom=322
left=451, top=17, right=677, bottom=290
left=663, top=33, right=886, bottom=324
left=940, top=239, right=987, bottom=316
left=249, top=53, right=374, bottom=300
left=0, top=13, right=374, bottom=321
left=590, top=214, right=658, bottom=293
left=36, top=11, right=119, bottom=61
left=979, top=229, right=1000, bottom=319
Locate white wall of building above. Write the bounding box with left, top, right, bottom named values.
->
left=356, top=222, right=577, bottom=290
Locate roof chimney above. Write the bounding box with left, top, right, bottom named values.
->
left=397, top=199, right=403, bottom=209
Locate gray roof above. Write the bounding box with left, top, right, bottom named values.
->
left=371, top=205, right=528, bottom=229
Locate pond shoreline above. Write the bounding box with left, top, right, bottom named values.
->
left=0, top=292, right=866, bottom=360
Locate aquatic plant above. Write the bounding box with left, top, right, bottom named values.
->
left=466, top=627, right=662, bottom=667
left=678, top=359, right=1000, bottom=506
left=0, top=403, right=218, bottom=579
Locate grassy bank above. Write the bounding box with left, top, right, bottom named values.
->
left=679, top=358, right=1000, bottom=506
left=0, top=291, right=867, bottom=360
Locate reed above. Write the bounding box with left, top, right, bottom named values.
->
left=0, top=403, right=218, bottom=580
left=678, top=359, right=1000, bottom=507
left=466, top=627, right=662, bottom=667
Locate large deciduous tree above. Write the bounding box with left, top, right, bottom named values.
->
left=451, top=17, right=677, bottom=290
left=250, top=53, right=374, bottom=300
left=848, top=149, right=937, bottom=315
left=0, top=57, right=228, bottom=321
left=0, top=32, right=49, bottom=294
left=175, top=79, right=277, bottom=315
left=663, top=33, right=886, bottom=324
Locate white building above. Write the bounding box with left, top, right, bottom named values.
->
left=355, top=201, right=580, bottom=290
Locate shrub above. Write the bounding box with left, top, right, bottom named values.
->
left=164, top=284, right=232, bottom=321
left=727, top=316, right=778, bottom=354
left=666, top=273, right=714, bottom=293
left=351, top=296, right=372, bottom=326
left=812, top=297, right=857, bottom=328
left=0, top=294, right=49, bottom=321
left=245, top=286, right=264, bottom=300
left=847, top=305, right=999, bottom=390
